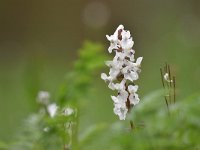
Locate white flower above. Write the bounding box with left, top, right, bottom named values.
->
left=113, top=102, right=128, bottom=120
left=128, top=85, right=140, bottom=105
left=111, top=90, right=128, bottom=103
left=111, top=90, right=129, bottom=120
left=63, top=107, right=74, bottom=116
left=121, top=30, right=134, bottom=50
left=43, top=127, right=50, bottom=132
left=47, top=103, right=58, bottom=118
left=164, top=73, right=172, bottom=82
left=121, top=63, right=138, bottom=81
left=112, top=90, right=129, bottom=120
left=108, top=79, right=126, bottom=91
left=101, top=73, right=110, bottom=81
left=128, top=85, right=138, bottom=93
left=108, top=82, right=116, bottom=90
left=114, top=51, right=126, bottom=61
left=109, top=67, right=120, bottom=79
left=106, top=25, right=124, bottom=53
left=37, top=91, right=50, bottom=105
left=123, top=69, right=138, bottom=81
left=101, top=24, right=143, bottom=120
left=106, top=25, right=124, bottom=42
left=107, top=39, right=118, bottom=53
left=126, top=49, right=135, bottom=61
left=136, top=57, right=143, bottom=67
left=129, top=93, right=140, bottom=105
left=115, top=79, right=126, bottom=91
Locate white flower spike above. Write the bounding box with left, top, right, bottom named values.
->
left=101, top=25, right=143, bottom=120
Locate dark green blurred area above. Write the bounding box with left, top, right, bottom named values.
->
left=0, top=0, right=200, bottom=141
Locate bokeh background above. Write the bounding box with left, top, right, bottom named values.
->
left=0, top=0, right=200, bottom=142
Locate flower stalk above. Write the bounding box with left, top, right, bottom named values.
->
left=101, top=25, right=143, bottom=121
left=160, top=63, right=176, bottom=114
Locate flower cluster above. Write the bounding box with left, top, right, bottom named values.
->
left=37, top=91, right=74, bottom=118
left=37, top=91, right=58, bottom=118
left=101, top=25, right=143, bottom=120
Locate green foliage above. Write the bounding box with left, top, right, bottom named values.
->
left=0, top=141, right=8, bottom=149
left=81, top=90, right=200, bottom=150
left=56, top=41, right=108, bottom=105
left=3, top=41, right=108, bottom=150
left=1, top=40, right=200, bottom=150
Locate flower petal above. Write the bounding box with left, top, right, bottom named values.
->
left=128, top=85, right=138, bottom=93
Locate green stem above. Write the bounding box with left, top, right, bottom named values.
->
left=71, top=108, right=79, bottom=150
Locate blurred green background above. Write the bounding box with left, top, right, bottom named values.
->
left=0, top=0, right=200, bottom=144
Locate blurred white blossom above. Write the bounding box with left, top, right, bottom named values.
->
left=164, top=73, right=172, bottom=83
left=63, top=107, right=74, bottom=116
left=47, top=103, right=58, bottom=118
left=101, top=25, right=143, bottom=120
left=43, top=127, right=50, bottom=132
left=37, top=91, right=50, bottom=105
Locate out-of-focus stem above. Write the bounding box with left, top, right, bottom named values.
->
left=164, top=96, right=170, bottom=115
left=160, top=68, right=165, bottom=88
left=173, top=76, right=176, bottom=103
left=130, top=120, right=134, bottom=130
left=168, top=64, right=172, bottom=87
left=161, top=63, right=176, bottom=115
left=71, top=106, right=79, bottom=150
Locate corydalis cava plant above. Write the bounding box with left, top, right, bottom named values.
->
left=101, top=25, right=143, bottom=120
